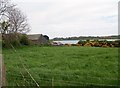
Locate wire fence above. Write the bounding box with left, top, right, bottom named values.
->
left=3, top=44, right=119, bottom=87
left=6, top=44, right=40, bottom=87
left=6, top=72, right=119, bottom=87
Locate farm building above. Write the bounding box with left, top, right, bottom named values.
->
left=27, top=34, right=49, bottom=44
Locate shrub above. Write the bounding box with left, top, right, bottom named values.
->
left=20, top=35, right=31, bottom=45
left=65, top=44, right=71, bottom=46
left=2, top=33, right=31, bottom=48
left=84, top=42, right=91, bottom=47
left=11, top=39, right=21, bottom=47
left=2, top=34, right=21, bottom=48
left=71, top=44, right=77, bottom=46
left=2, top=40, right=5, bottom=47
left=86, top=39, right=90, bottom=42
left=112, top=41, right=120, bottom=47
left=102, top=44, right=109, bottom=47
left=78, top=40, right=86, bottom=46
left=76, top=44, right=81, bottom=46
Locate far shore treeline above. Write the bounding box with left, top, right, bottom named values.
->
left=52, top=35, right=120, bottom=41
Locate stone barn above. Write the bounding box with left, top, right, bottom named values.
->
left=27, top=34, right=49, bottom=44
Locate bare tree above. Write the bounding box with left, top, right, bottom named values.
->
left=0, top=0, right=14, bottom=34
left=6, top=7, right=30, bottom=34
left=0, top=21, right=10, bottom=34
left=0, top=0, right=14, bottom=19
left=0, top=0, right=30, bottom=34
left=0, top=0, right=8, bottom=15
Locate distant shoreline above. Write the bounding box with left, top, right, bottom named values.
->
left=52, top=35, right=119, bottom=41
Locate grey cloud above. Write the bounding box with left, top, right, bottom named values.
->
left=12, top=0, right=118, bottom=38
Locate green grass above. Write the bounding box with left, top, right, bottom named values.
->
left=3, top=46, right=118, bottom=86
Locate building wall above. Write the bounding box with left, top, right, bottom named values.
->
left=27, top=34, right=49, bottom=44
left=38, top=35, right=49, bottom=44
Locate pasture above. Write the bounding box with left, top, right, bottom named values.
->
left=3, top=46, right=118, bottom=86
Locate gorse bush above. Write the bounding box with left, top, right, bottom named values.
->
left=77, top=40, right=119, bottom=47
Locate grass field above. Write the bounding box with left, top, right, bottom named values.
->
left=3, top=46, right=118, bottom=86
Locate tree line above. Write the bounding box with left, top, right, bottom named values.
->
left=52, top=35, right=119, bottom=41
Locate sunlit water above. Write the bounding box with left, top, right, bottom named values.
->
left=53, top=39, right=119, bottom=44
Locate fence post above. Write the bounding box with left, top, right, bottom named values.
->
left=0, top=54, right=2, bottom=88
left=0, top=54, right=5, bottom=87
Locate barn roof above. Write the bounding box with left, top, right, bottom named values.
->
left=27, top=34, right=42, bottom=40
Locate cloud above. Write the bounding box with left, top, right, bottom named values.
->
left=12, top=0, right=119, bottom=38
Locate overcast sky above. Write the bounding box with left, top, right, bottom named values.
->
left=12, top=0, right=119, bottom=39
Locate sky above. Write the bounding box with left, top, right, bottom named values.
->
left=12, top=0, right=119, bottom=39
